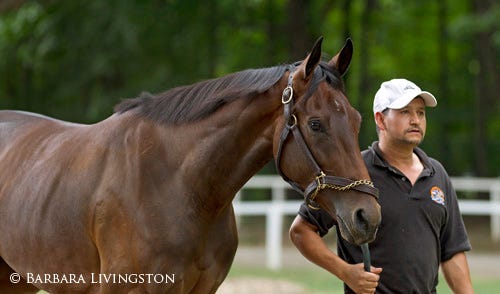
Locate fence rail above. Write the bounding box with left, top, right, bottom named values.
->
left=233, top=175, right=500, bottom=270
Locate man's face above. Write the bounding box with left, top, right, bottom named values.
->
left=381, top=97, right=427, bottom=146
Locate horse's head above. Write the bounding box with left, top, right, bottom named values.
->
left=274, top=37, right=381, bottom=245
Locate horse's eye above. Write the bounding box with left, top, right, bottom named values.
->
left=309, top=119, right=322, bottom=132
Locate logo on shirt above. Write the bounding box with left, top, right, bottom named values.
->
left=430, top=186, right=445, bottom=205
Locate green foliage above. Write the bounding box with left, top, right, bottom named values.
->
left=0, top=0, right=497, bottom=176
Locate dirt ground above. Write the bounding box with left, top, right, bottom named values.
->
left=218, top=277, right=309, bottom=294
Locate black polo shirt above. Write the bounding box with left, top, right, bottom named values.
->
left=298, top=141, right=471, bottom=294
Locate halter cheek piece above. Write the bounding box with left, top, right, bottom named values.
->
left=275, top=69, right=379, bottom=209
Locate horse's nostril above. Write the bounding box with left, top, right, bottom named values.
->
left=355, top=209, right=369, bottom=232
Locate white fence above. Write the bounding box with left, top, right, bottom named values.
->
left=233, top=175, right=500, bottom=270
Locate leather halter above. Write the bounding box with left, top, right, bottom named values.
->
left=275, top=68, right=379, bottom=209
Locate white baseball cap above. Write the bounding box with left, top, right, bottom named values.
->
left=373, top=78, right=437, bottom=113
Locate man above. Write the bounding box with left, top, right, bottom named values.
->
left=290, top=79, right=473, bottom=293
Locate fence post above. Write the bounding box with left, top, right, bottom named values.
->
left=266, top=201, right=283, bottom=270
left=265, top=184, right=286, bottom=270
left=234, top=191, right=241, bottom=229
left=492, top=184, right=500, bottom=242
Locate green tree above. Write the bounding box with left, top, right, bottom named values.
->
left=0, top=0, right=497, bottom=176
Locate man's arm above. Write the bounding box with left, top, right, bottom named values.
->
left=441, top=252, right=474, bottom=294
left=289, top=215, right=382, bottom=294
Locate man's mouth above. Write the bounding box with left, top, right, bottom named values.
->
left=407, top=128, right=422, bottom=134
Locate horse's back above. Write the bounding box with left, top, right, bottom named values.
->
left=0, top=110, right=83, bottom=149
left=0, top=109, right=84, bottom=130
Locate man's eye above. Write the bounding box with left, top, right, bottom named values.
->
left=309, top=119, right=322, bottom=132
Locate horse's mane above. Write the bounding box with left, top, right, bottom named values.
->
left=114, top=61, right=342, bottom=125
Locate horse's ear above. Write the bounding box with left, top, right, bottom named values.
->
left=328, top=38, right=353, bottom=77
left=296, top=36, right=323, bottom=81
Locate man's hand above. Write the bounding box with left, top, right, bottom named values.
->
left=341, top=263, right=382, bottom=294
left=290, top=216, right=382, bottom=293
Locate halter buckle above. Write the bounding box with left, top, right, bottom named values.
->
left=281, top=86, right=293, bottom=104
left=286, top=114, right=297, bottom=128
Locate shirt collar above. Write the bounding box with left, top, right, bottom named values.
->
left=369, top=141, right=435, bottom=176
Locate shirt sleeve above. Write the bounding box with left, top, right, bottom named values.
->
left=297, top=202, right=336, bottom=237
left=436, top=160, right=472, bottom=261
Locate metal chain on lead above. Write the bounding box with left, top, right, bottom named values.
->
left=309, top=172, right=375, bottom=202
left=322, top=179, right=375, bottom=191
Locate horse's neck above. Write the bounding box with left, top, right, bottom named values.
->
left=168, top=93, right=283, bottom=211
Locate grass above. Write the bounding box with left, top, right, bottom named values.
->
left=226, top=265, right=500, bottom=293
left=226, top=266, right=342, bottom=293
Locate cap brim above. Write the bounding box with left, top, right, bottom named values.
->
left=387, top=90, right=437, bottom=109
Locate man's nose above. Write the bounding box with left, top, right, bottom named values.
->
left=410, top=112, right=421, bottom=124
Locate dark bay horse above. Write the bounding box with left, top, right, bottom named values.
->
left=0, top=37, right=380, bottom=293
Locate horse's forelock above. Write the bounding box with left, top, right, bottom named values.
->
left=300, top=61, right=344, bottom=102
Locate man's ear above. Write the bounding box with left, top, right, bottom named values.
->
left=374, top=112, right=386, bottom=131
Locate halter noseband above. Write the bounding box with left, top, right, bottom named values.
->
left=275, top=68, right=379, bottom=209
